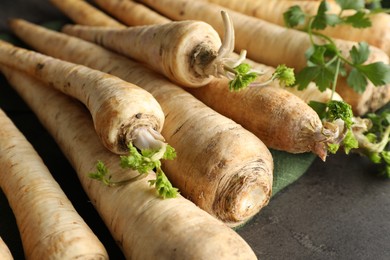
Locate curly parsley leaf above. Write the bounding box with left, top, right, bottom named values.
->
left=149, top=168, right=179, bottom=199
left=120, top=143, right=178, bottom=198
left=228, top=63, right=258, bottom=91
left=272, top=64, right=296, bottom=86
left=360, top=109, right=390, bottom=178
left=89, top=160, right=112, bottom=186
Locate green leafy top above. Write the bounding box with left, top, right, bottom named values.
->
left=228, top=63, right=259, bottom=91
left=284, top=0, right=390, bottom=94
left=89, top=143, right=178, bottom=199
left=229, top=63, right=296, bottom=91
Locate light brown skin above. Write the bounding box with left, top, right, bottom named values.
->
left=0, top=237, right=13, bottom=260
left=0, top=107, right=108, bottom=259
left=137, top=0, right=390, bottom=115
left=50, top=0, right=125, bottom=28
left=1, top=67, right=258, bottom=259
left=93, top=0, right=171, bottom=26
left=9, top=19, right=274, bottom=227
left=0, top=40, right=165, bottom=155
left=189, top=81, right=330, bottom=159
left=62, top=21, right=223, bottom=87
left=91, top=0, right=341, bottom=104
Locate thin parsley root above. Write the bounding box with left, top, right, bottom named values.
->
left=62, top=11, right=257, bottom=90
left=1, top=67, right=258, bottom=259
left=0, top=105, right=107, bottom=259
left=10, top=19, right=274, bottom=227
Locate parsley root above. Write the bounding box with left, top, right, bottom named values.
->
left=9, top=19, right=274, bottom=226
left=61, top=11, right=257, bottom=89
left=0, top=106, right=107, bottom=259
left=1, top=67, right=258, bottom=259
left=137, top=0, right=390, bottom=115
left=0, top=40, right=165, bottom=156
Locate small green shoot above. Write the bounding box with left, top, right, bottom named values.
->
left=89, top=143, right=179, bottom=199
left=228, top=63, right=295, bottom=91
left=227, top=63, right=258, bottom=91
left=119, top=143, right=178, bottom=199
left=358, top=109, right=390, bottom=177
left=310, top=100, right=358, bottom=154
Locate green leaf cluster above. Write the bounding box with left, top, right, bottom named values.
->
left=310, top=100, right=358, bottom=154
left=284, top=0, right=390, bottom=94
left=228, top=63, right=258, bottom=91
left=120, top=143, right=178, bottom=198
left=363, top=109, right=390, bottom=177
left=89, top=143, right=179, bottom=199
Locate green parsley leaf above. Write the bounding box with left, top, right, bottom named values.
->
left=228, top=63, right=258, bottom=91
left=89, top=160, right=111, bottom=186
left=312, top=1, right=331, bottom=30
left=347, top=67, right=369, bottom=93
left=295, top=66, right=321, bottom=90
left=328, top=143, right=340, bottom=154
left=162, top=144, right=177, bottom=160
left=149, top=168, right=179, bottom=199
left=309, top=100, right=328, bottom=119
left=349, top=42, right=370, bottom=65
left=344, top=11, right=372, bottom=28
left=343, top=129, right=359, bottom=154
left=272, top=64, right=296, bottom=86
left=325, top=100, right=354, bottom=127
left=355, top=62, right=390, bottom=87
left=283, top=5, right=306, bottom=28
left=336, top=0, right=365, bottom=10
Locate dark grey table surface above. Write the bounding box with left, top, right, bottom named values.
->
left=0, top=1, right=389, bottom=259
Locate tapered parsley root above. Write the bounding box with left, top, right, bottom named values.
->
left=0, top=40, right=165, bottom=156
left=61, top=21, right=222, bottom=87
left=137, top=0, right=390, bottom=115
left=0, top=107, right=107, bottom=259
left=91, top=0, right=341, bottom=104
left=49, top=0, right=125, bottom=27
left=10, top=19, right=274, bottom=226
left=1, top=67, right=258, bottom=259
left=0, top=40, right=178, bottom=198
left=0, top=237, right=13, bottom=260
left=62, top=11, right=260, bottom=89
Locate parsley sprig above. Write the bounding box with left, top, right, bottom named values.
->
left=227, top=63, right=296, bottom=91
left=310, top=100, right=358, bottom=154
left=284, top=0, right=390, bottom=94
left=353, top=109, right=390, bottom=177
left=89, top=143, right=179, bottom=199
